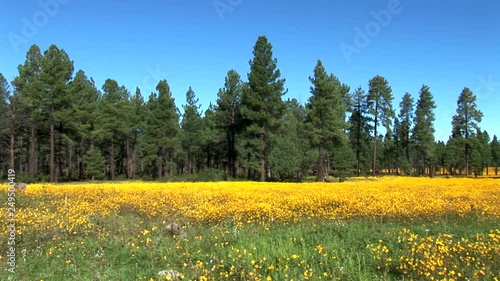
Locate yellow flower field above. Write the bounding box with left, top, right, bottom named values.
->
left=1, top=177, right=499, bottom=236
left=0, top=177, right=498, bottom=281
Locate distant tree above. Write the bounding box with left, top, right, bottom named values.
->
left=397, top=92, right=414, bottom=174
left=269, top=99, right=312, bottom=181
left=181, top=87, right=203, bottom=174
left=11, top=44, right=44, bottom=180
left=367, top=75, right=394, bottom=176
left=411, top=85, right=436, bottom=176
left=491, top=135, right=499, bottom=175
left=39, top=45, right=74, bottom=182
left=200, top=103, right=222, bottom=170
left=215, top=70, right=242, bottom=178
left=332, top=140, right=355, bottom=182
left=241, top=36, right=287, bottom=181
left=451, top=87, right=483, bottom=176
left=306, top=60, right=350, bottom=182
left=141, top=80, right=179, bottom=178
left=434, top=140, right=447, bottom=175
left=85, top=144, right=105, bottom=181
left=94, top=79, right=130, bottom=180
left=69, top=70, right=100, bottom=179
left=347, top=86, right=372, bottom=176
left=0, top=73, right=11, bottom=174
left=128, top=87, right=146, bottom=179
left=476, top=130, right=491, bottom=176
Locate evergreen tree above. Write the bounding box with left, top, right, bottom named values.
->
left=397, top=92, right=414, bottom=174
left=347, top=86, right=372, bottom=175
left=491, top=135, right=499, bottom=175
left=39, top=45, right=74, bottom=182
left=241, top=36, right=287, bottom=181
left=11, top=44, right=44, bottom=180
left=94, top=79, right=130, bottom=180
left=215, top=70, right=242, bottom=178
left=367, top=75, right=394, bottom=176
left=269, top=99, right=311, bottom=181
left=306, top=60, right=350, bottom=181
left=69, top=70, right=100, bottom=179
left=181, top=87, right=203, bottom=174
left=0, top=73, right=11, bottom=174
left=141, top=80, right=179, bottom=178
left=451, top=87, right=483, bottom=176
left=128, top=87, right=146, bottom=178
left=411, top=85, right=436, bottom=176
left=85, top=144, right=105, bottom=181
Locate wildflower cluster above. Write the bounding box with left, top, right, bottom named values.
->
left=368, top=228, right=500, bottom=280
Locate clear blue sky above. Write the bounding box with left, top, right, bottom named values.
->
left=2, top=0, right=499, bottom=141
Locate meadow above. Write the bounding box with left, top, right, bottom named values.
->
left=1, top=177, right=499, bottom=281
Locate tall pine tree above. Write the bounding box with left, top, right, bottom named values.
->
left=367, top=75, right=394, bottom=176
left=451, top=87, right=483, bottom=176
left=306, top=60, right=350, bottom=181
left=411, top=85, right=436, bottom=176
left=241, top=36, right=286, bottom=181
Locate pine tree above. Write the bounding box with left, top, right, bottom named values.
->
left=215, top=70, right=242, bottom=178
left=306, top=60, right=350, bottom=181
left=347, top=86, right=372, bottom=175
left=85, top=144, right=105, bottom=181
left=367, top=75, right=394, bottom=176
left=94, top=79, right=130, bottom=180
left=451, top=87, right=483, bottom=176
left=491, top=135, right=499, bottom=175
left=0, top=73, right=11, bottom=174
left=241, top=36, right=287, bottom=181
left=411, top=85, right=436, bottom=176
left=39, top=45, right=74, bottom=182
left=141, top=80, right=180, bottom=178
left=11, top=44, right=44, bottom=180
left=181, top=87, right=203, bottom=174
left=69, top=70, right=100, bottom=179
left=397, top=92, right=414, bottom=174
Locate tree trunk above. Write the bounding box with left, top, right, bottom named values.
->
left=260, top=157, right=266, bottom=182
left=317, top=147, right=325, bottom=182
left=9, top=131, right=14, bottom=170
left=110, top=139, right=115, bottom=180
left=50, top=123, right=55, bottom=183
left=29, top=125, right=35, bottom=180
left=68, top=142, right=72, bottom=180
left=372, top=105, right=378, bottom=176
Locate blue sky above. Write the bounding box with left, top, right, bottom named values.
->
left=1, top=0, right=499, bottom=141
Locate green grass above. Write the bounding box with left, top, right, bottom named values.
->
left=2, top=210, right=498, bottom=281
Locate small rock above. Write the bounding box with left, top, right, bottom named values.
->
left=14, top=183, right=27, bottom=191
left=165, top=221, right=187, bottom=239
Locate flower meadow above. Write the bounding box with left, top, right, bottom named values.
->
left=1, top=177, right=499, bottom=280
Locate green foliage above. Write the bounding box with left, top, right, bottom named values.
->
left=348, top=87, right=372, bottom=176
left=216, top=70, right=243, bottom=178
left=306, top=60, right=350, bottom=181
left=241, top=36, right=287, bottom=181
left=411, top=85, right=436, bottom=175
left=367, top=75, right=394, bottom=175
left=141, top=80, right=180, bottom=178
left=85, top=145, right=106, bottom=180
left=450, top=87, right=484, bottom=176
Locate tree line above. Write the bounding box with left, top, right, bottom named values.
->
left=1, top=36, right=499, bottom=182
